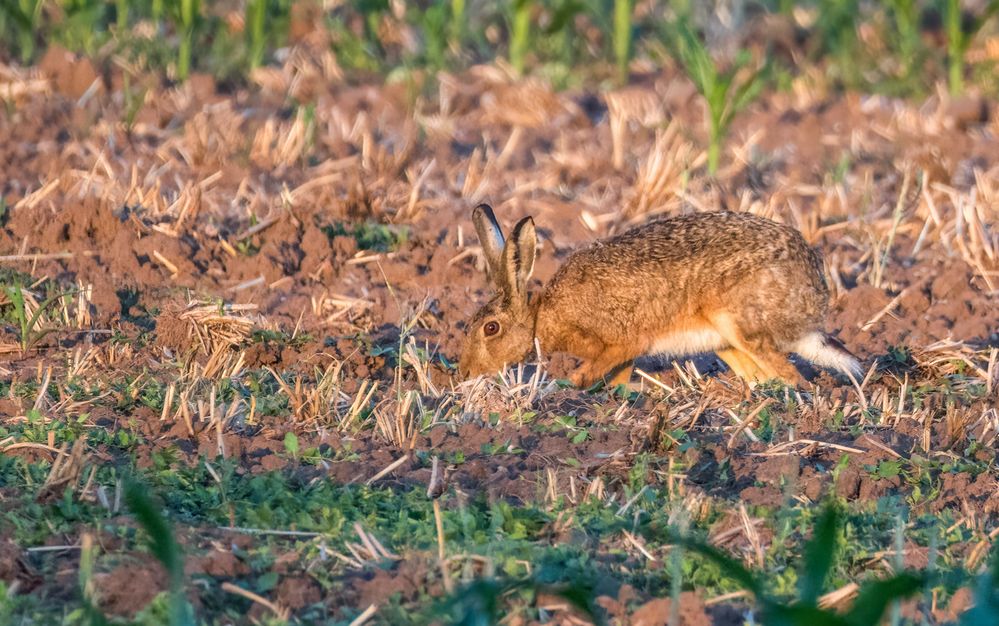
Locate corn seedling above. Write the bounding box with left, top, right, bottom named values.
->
left=663, top=505, right=924, bottom=626
left=945, top=0, right=999, bottom=95
left=115, top=0, right=128, bottom=30
left=124, top=480, right=196, bottom=626
left=2, top=283, right=76, bottom=354
left=666, top=19, right=764, bottom=175
left=541, top=0, right=583, bottom=70
left=449, top=0, right=465, bottom=50
left=613, top=0, right=632, bottom=83
left=246, top=0, right=267, bottom=70
left=420, top=3, right=449, bottom=70
left=509, top=0, right=531, bottom=75
left=78, top=534, right=110, bottom=626
left=813, top=0, right=861, bottom=86
left=884, top=0, right=924, bottom=93
left=170, top=0, right=200, bottom=80
left=0, top=0, right=44, bottom=63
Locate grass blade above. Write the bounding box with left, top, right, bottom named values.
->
left=668, top=533, right=765, bottom=599
left=124, top=480, right=195, bottom=626
left=799, top=506, right=841, bottom=606
left=843, top=574, right=924, bottom=626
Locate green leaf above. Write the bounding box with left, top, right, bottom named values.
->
left=669, top=533, right=765, bottom=599
left=873, top=460, right=902, bottom=479
left=124, top=480, right=196, bottom=626
left=960, top=546, right=999, bottom=626
left=843, top=574, right=924, bottom=626
left=284, top=432, right=299, bottom=457
left=763, top=604, right=848, bottom=626
left=256, top=571, right=279, bottom=593
left=798, top=506, right=841, bottom=606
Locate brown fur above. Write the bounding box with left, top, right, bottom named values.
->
left=459, top=207, right=852, bottom=388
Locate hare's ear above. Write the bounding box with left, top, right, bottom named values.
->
left=472, top=203, right=505, bottom=283
left=501, top=216, right=537, bottom=305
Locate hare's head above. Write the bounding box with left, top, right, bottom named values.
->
left=458, top=204, right=538, bottom=379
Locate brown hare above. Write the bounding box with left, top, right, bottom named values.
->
left=457, top=204, right=861, bottom=388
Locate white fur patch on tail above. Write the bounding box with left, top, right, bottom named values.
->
left=793, top=332, right=863, bottom=378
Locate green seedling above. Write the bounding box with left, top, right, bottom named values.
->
left=509, top=0, right=531, bottom=75
left=122, top=72, right=148, bottom=132
left=421, top=3, right=449, bottom=70
left=2, top=282, right=77, bottom=353
left=540, top=0, right=584, bottom=71
left=170, top=0, right=200, bottom=80
left=666, top=18, right=764, bottom=175
left=0, top=0, right=44, bottom=62
left=124, top=480, right=196, bottom=626
left=450, top=0, right=465, bottom=50
left=813, top=0, right=861, bottom=86
left=612, top=0, right=632, bottom=83
left=663, top=505, right=924, bottom=626
left=77, top=534, right=110, bottom=626
left=283, top=431, right=300, bottom=459
left=114, top=0, right=128, bottom=30
left=945, top=0, right=999, bottom=95
left=246, top=0, right=267, bottom=70
left=885, top=0, right=925, bottom=93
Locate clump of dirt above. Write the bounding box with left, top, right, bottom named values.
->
left=93, top=560, right=168, bottom=617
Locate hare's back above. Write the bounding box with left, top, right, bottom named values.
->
left=563, top=212, right=813, bottom=271
left=543, top=211, right=825, bottom=311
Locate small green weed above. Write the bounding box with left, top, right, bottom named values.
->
left=2, top=282, right=77, bottom=353
left=323, top=220, right=409, bottom=253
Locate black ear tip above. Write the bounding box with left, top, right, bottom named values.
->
left=513, top=215, right=536, bottom=232
left=474, top=203, right=493, bottom=216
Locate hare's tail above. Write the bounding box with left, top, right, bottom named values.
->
left=793, top=332, right=863, bottom=379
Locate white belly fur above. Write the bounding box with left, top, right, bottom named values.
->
left=649, top=328, right=727, bottom=357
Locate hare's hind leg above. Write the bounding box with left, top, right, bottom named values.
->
left=717, top=349, right=766, bottom=382
left=709, top=312, right=803, bottom=386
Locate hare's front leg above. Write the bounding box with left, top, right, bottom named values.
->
left=570, top=346, right=634, bottom=389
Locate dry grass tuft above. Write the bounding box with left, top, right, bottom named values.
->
left=605, top=85, right=668, bottom=170
left=268, top=364, right=377, bottom=431
left=179, top=301, right=258, bottom=355
left=453, top=358, right=558, bottom=423
left=622, top=123, right=704, bottom=221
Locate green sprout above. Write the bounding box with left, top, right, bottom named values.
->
left=170, top=0, right=200, bottom=80
left=613, top=0, right=632, bottom=83
left=0, top=0, right=44, bottom=63
left=945, top=0, right=999, bottom=95
left=246, top=0, right=268, bottom=70
left=2, top=282, right=77, bottom=354
left=667, top=18, right=765, bottom=175
left=509, top=0, right=531, bottom=75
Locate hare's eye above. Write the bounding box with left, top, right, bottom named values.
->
left=483, top=321, right=500, bottom=337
